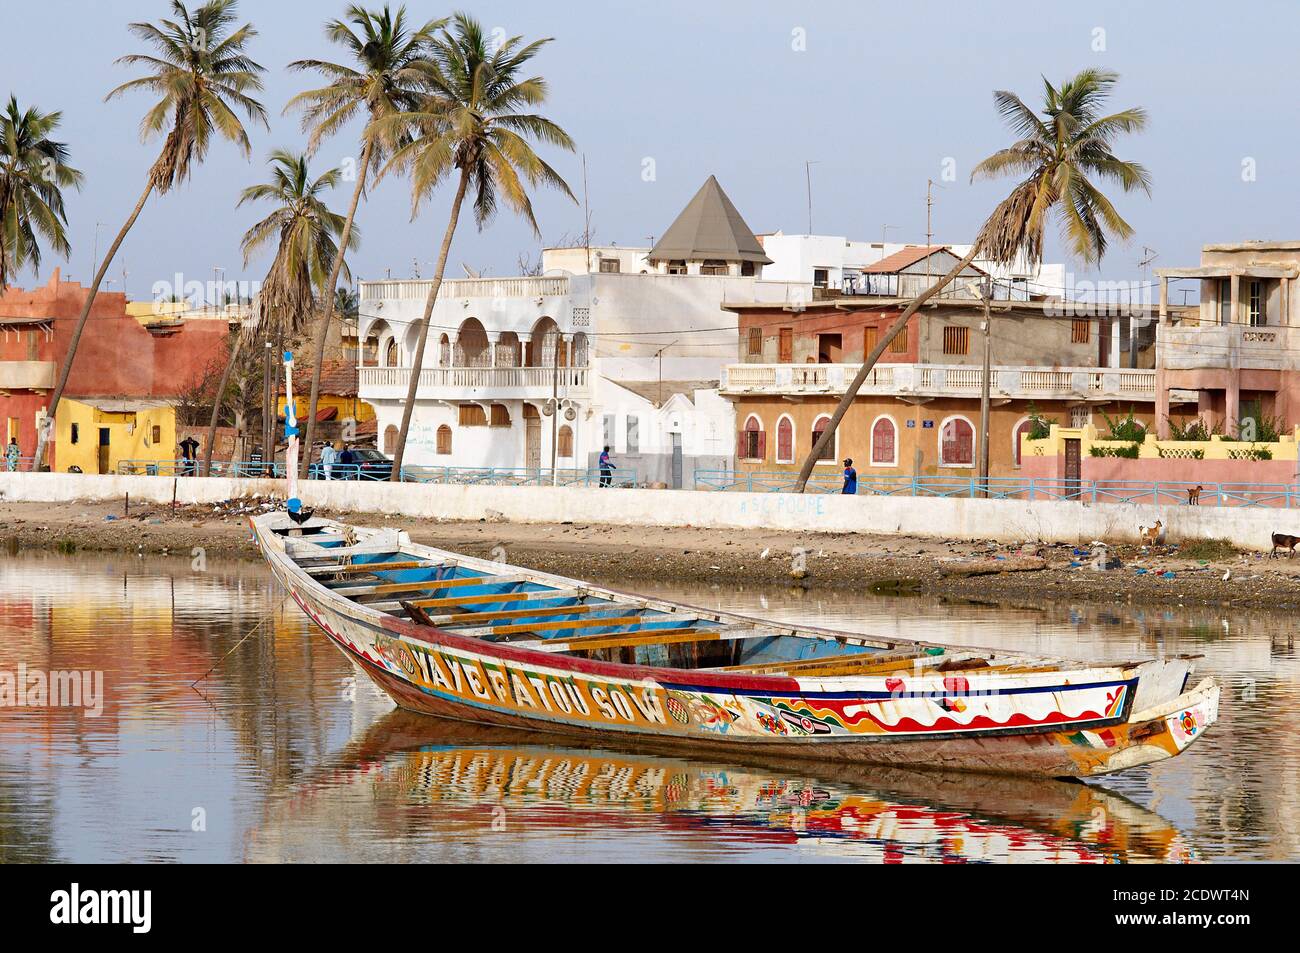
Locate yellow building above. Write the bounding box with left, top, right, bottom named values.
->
left=276, top=360, right=376, bottom=428
left=55, top=398, right=177, bottom=474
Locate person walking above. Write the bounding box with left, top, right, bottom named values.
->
left=339, top=444, right=355, bottom=480
left=598, top=445, right=615, bottom=488
left=841, top=457, right=858, bottom=495
left=178, top=435, right=200, bottom=476
left=5, top=437, right=20, bottom=472
left=319, top=441, right=338, bottom=481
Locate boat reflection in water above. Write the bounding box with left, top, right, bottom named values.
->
left=248, top=711, right=1195, bottom=863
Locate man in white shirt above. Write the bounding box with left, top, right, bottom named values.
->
left=319, top=442, right=338, bottom=480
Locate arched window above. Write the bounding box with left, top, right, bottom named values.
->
left=454, top=318, right=490, bottom=367
left=383, top=338, right=398, bottom=367
left=870, top=415, right=897, bottom=467
left=435, top=425, right=452, bottom=455
left=1012, top=417, right=1035, bottom=467
left=738, top=414, right=765, bottom=461
left=558, top=425, right=574, bottom=458
left=940, top=416, right=975, bottom=467
left=811, top=415, right=835, bottom=462
left=775, top=416, right=794, bottom=463
left=489, top=404, right=511, bottom=427
left=383, top=425, right=398, bottom=454
left=438, top=334, right=451, bottom=367
left=495, top=332, right=521, bottom=367
left=571, top=332, right=588, bottom=367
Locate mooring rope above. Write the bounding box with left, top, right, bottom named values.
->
left=190, top=593, right=290, bottom=687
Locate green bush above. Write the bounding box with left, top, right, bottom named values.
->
left=1165, top=416, right=1219, bottom=441
left=1090, top=443, right=1141, bottom=458
left=1025, top=402, right=1055, bottom=440
left=1100, top=407, right=1147, bottom=442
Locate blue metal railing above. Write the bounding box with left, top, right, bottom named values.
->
left=694, top=470, right=1300, bottom=508
left=398, top=465, right=636, bottom=488
left=111, top=459, right=637, bottom=487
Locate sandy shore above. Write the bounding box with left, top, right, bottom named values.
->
left=3, top=497, right=1297, bottom=608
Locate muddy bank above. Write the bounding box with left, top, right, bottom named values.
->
left=2, top=498, right=1296, bottom=608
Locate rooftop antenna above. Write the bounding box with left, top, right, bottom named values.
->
left=881, top=224, right=900, bottom=245
left=805, top=160, right=819, bottom=234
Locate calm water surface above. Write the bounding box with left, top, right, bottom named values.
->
left=0, top=551, right=1295, bottom=863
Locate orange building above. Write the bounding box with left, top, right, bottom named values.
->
left=721, top=247, right=1160, bottom=481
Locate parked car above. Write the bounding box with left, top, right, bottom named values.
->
left=309, top=447, right=394, bottom=481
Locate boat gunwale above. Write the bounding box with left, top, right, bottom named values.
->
left=252, top=514, right=1165, bottom=694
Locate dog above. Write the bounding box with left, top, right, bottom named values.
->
left=1139, top=520, right=1164, bottom=545
left=1271, top=533, right=1300, bottom=557
left=1187, top=485, right=1203, bottom=505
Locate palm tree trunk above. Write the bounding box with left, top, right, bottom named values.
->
left=388, top=167, right=471, bottom=480
left=300, top=138, right=372, bottom=477
left=793, top=244, right=983, bottom=492
left=33, top=177, right=155, bottom=470
left=201, top=330, right=243, bottom=476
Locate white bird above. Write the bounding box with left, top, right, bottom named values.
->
left=759, top=547, right=770, bottom=560
left=1222, top=569, right=1231, bottom=582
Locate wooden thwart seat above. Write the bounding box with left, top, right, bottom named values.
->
left=519, top=625, right=733, bottom=653
left=304, top=559, right=445, bottom=577
left=334, top=574, right=526, bottom=599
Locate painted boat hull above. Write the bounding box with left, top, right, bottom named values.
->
left=253, top=515, right=1220, bottom=778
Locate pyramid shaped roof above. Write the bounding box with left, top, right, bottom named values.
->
left=648, top=176, right=772, bottom=265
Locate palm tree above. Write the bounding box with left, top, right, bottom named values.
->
left=376, top=11, right=576, bottom=479
left=286, top=4, right=444, bottom=476
left=33, top=0, right=266, bottom=470
left=0, top=96, right=83, bottom=289
left=202, top=150, right=358, bottom=476
left=794, top=68, right=1150, bottom=491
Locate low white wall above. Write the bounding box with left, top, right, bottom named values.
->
left=0, top=472, right=1290, bottom=550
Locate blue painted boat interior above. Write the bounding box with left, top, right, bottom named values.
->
left=308, top=548, right=883, bottom=668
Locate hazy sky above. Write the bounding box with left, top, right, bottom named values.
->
left=3, top=0, right=1297, bottom=302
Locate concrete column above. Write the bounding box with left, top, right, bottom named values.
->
left=1155, top=366, right=1170, bottom=438
left=1110, top=319, right=1121, bottom=368
left=1226, top=379, right=1240, bottom=437
left=1159, top=276, right=1168, bottom=323
left=486, top=331, right=502, bottom=367
left=1229, top=274, right=1240, bottom=326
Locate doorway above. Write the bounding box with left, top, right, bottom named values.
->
left=525, top=417, right=541, bottom=470
left=97, top=427, right=111, bottom=475
left=1064, top=437, right=1081, bottom=498
left=670, top=432, right=683, bottom=489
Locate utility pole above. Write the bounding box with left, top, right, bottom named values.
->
left=977, top=279, right=993, bottom=497
left=263, top=340, right=273, bottom=470
left=1136, top=246, right=1158, bottom=370
left=582, top=154, right=592, bottom=273
left=654, top=340, right=679, bottom=407
left=550, top=333, right=562, bottom=486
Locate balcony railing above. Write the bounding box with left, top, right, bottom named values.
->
left=719, top=363, right=1155, bottom=401
left=360, top=276, right=570, bottom=302
left=360, top=364, right=589, bottom=394
left=0, top=360, right=56, bottom=390
left=1158, top=322, right=1293, bottom=372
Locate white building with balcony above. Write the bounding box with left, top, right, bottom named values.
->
left=356, top=176, right=808, bottom=484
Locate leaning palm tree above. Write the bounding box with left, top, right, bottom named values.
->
left=33, top=0, right=266, bottom=470
left=286, top=4, right=444, bottom=477
left=376, top=11, right=576, bottom=479
left=202, top=150, right=358, bottom=476
left=794, top=68, right=1150, bottom=491
left=0, top=96, right=83, bottom=289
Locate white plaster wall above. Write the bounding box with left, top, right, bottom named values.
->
left=3, top=472, right=1290, bottom=551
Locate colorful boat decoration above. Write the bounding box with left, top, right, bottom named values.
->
left=250, top=712, right=1197, bottom=864
left=251, top=513, right=1220, bottom=778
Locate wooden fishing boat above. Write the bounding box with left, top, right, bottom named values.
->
left=251, top=512, right=1220, bottom=778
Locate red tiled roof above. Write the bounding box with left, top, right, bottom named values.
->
left=279, top=359, right=358, bottom=397
left=863, top=245, right=951, bottom=274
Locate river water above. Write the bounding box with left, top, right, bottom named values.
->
left=0, top=550, right=1293, bottom=863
